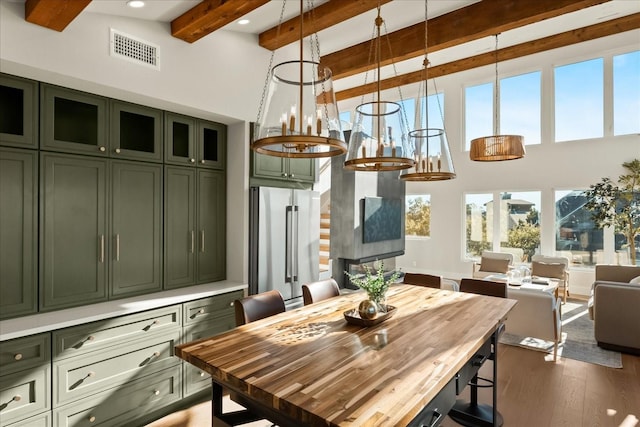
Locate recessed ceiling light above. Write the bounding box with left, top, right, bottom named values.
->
left=127, top=0, right=145, bottom=8
left=238, top=19, right=250, bottom=25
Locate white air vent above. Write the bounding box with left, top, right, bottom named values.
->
left=110, top=29, right=160, bottom=70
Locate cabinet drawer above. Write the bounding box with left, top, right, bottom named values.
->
left=0, top=367, right=50, bottom=426
left=53, top=305, right=181, bottom=359
left=54, top=330, right=181, bottom=405
left=53, top=366, right=181, bottom=427
left=183, top=316, right=235, bottom=396
left=406, top=376, right=456, bottom=427
left=0, top=333, right=50, bottom=376
left=455, top=339, right=492, bottom=395
left=4, top=411, right=50, bottom=427
left=183, top=290, right=243, bottom=325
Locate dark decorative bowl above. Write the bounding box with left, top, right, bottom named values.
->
left=344, top=305, right=397, bottom=327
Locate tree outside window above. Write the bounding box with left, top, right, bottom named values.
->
left=406, top=195, right=431, bottom=237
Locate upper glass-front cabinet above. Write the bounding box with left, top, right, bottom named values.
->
left=0, top=73, right=38, bottom=149
left=40, top=84, right=109, bottom=156
left=165, top=113, right=225, bottom=169
left=110, top=100, right=163, bottom=162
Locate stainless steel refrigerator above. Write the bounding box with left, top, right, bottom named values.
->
left=249, top=186, right=320, bottom=310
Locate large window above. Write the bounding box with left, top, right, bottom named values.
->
left=554, top=58, right=604, bottom=141
left=555, top=190, right=604, bottom=266
left=419, top=93, right=445, bottom=130
left=466, top=192, right=540, bottom=262
left=613, top=50, right=640, bottom=136
left=406, top=195, right=431, bottom=238
left=465, top=71, right=541, bottom=150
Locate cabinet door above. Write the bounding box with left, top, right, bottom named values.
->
left=164, top=112, right=196, bottom=166
left=197, top=120, right=225, bottom=169
left=0, top=74, right=38, bottom=149
left=287, top=157, right=316, bottom=183
left=197, top=170, right=226, bottom=283
left=0, top=148, right=37, bottom=319
left=252, top=151, right=285, bottom=180
left=164, top=166, right=196, bottom=289
left=110, top=100, right=163, bottom=162
left=40, top=84, right=109, bottom=156
left=40, top=153, right=108, bottom=311
left=111, top=161, right=162, bottom=298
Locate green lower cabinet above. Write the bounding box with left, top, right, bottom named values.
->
left=53, top=366, right=182, bottom=427
left=0, top=148, right=37, bottom=320
left=0, top=367, right=51, bottom=427
left=40, top=153, right=109, bottom=311
left=110, top=161, right=163, bottom=298
left=4, top=411, right=50, bottom=427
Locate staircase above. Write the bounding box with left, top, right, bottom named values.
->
left=320, top=211, right=331, bottom=275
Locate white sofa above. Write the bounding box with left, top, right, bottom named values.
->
left=504, top=287, right=561, bottom=361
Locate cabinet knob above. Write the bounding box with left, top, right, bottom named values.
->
left=199, top=371, right=206, bottom=377
left=153, top=351, right=160, bottom=358
left=152, top=320, right=159, bottom=326
left=198, top=309, right=205, bottom=315
left=290, top=174, right=295, bottom=178
left=229, top=301, right=234, bottom=307
left=99, top=146, right=106, bottom=152
left=12, top=395, right=21, bottom=402
left=190, top=158, right=195, bottom=163
left=14, top=353, right=23, bottom=361
left=87, top=335, right=95, bottom=341
left=87, top=371, right=96, bottom=378
left=88, top=415, right=96, bottom=423
left=115, top=148, right=121, bottom=154
left=200, top=160, right=206, bottom=164
left=282, top=173, right=288, bottom=177
left=153, top=389, right=160, bottom=396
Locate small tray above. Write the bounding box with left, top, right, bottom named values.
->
left=344, top=305, right=397, bottom=327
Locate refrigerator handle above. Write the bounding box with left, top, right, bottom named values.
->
left=292, top=205, right=299, bottom=282
left=285, top=206, right=294, bottom=283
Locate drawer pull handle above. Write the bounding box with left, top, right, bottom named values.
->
left=115, top=148, right=121, bottom=154
left=199, top=371, right=206, bottom=377
left=152, top=320, right=159, bottom=325
left=190, top=158, right=195, bottom=163
left=198, top=309, right=205, bottom=315
left=87, top=335, right=95, bottom=342
left=12, top=394, right=21, bottom=402
left=420, top=408, right=443, bottom=427
left=153, top=351, right=160, bottom=358
left=154, top=389, right=160, bottom=396
left=99, top=146, right=106, bottom=152
left=14, top=353, right=23, bottom=361
left=229, top=301, right=234, bottom=307
left=87, top=371, right=96, bottom=378
left=200, top=160, right=206, bottom=164
left=88, top=415, right=96, bottom=423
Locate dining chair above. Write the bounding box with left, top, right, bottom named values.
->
left=302, top=278, right=340, bottom=305
left=402, top=272, right=442, bottom=289
left=459, top=278, right=507, bottom=298
left=234, top=289, right=286, bottom=326
left=531, top=255, right=570, bottom=303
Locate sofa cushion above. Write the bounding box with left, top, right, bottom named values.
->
left=532, top=261, right=565, bottom=279
left=479, top=257, right=510, bottom=273
left=630, top=276, right=640, bottom=284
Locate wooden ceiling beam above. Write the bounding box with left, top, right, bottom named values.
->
left=25, top=0, right=92, bottom=32
left=336, top=13, right=640, bottom=101
left=258, top=0, right=392, bottom=51
left=323, top=0, right=612, bottom=80
left=172, top=0, right=269, bottom=43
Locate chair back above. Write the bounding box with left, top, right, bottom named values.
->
left=302, top=278, right=340, bottom=305
left=402, top=272, right=442, bottom=289
left=234, top=290, right=285, bottom=326
left=460, top=278, right=507, bottom=298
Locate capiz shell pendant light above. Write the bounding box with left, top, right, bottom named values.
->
left=252, top=0, right=347, bottom=159
left=343, top=6, right=414, bottom=172
left=401, top=0, right=454, bottom=182
left=470, top=34, right=525, bottom=161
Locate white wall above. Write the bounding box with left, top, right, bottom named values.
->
left=2, top=0, right=638, bottom=294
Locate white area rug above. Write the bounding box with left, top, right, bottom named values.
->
left=499, top=300, right=623, bottom=368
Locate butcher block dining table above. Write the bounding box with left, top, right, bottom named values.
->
left=175, top=284, right=517, bottom=427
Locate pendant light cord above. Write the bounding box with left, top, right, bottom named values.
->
left=494, top=34, right=499, bottom=135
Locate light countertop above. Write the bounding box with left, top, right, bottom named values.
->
left=0, top=281, right=247, bottom=341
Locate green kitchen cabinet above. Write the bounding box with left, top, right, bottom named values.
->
left=164, top=166, right=197, bottom=289
left=0, top=73, right=38, bottom=149
left=40, top=153, right=108, bottom=311
left=110, top=100, right=163, bottom=162
left=252, top=151, right=316, bottom=185
left=164, top=114, right=225, bottom=170
left=164, top=167, right=226, bottom=289
left=197, top=169, right=226, bottom=283
left=40, top=84, right=109, bottom=156
left=110, top=161, right=163, bottom=298
left=0, top=149, right=37, bottom=319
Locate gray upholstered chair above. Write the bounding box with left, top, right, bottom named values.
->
left=234, top=290, right=285, bottom=326
left=302, top=278, right=340, bottom=305
left=531, top=254, right=570, bottom=303
left=472, top=251, right=514, bottom=279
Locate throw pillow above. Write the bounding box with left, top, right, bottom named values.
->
left=532, top=261, right=565, bottom=279
left=630, top=276, right=640, bottom=284
left=479, top=257, right=510, bottom=273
